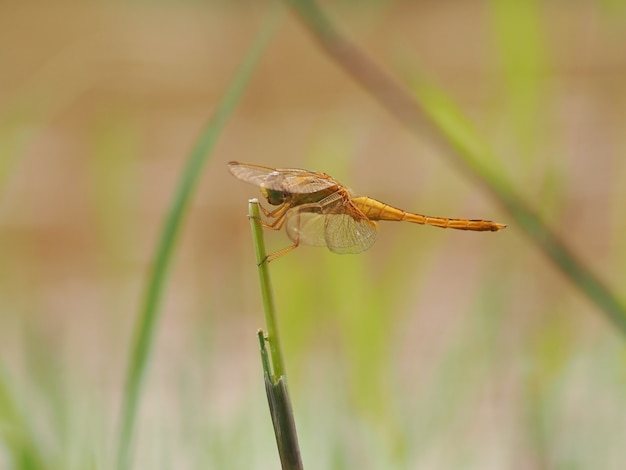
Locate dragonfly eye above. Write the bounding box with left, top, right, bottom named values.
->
left=264, top=188, right=287, bottom=205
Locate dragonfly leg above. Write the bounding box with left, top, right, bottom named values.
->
left=261, top=213, right=305, bottom=263
left=261, top=239, right=300, bottom=264
left=250, top=211, right=289, bottom=232
left=271, top=212, right=289, bottom=230
left=249, top=215, right=275, bottom=229
left=248, top=203, right=290, bottom=230
left=258, top=202, right=285, bottom=218
left=257, top=203, right=271, bottom=217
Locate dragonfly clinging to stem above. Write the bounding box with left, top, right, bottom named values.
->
left=228, top=161, right=506, bottom=262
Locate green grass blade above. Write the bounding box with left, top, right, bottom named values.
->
left=283, top=0, right=626, bottom=335
left=266, top=376, right=303, bottom=470
left=249, top=201, right=303, bottom=470
left=0, top=363, right=47, bottom=470
left=115, top=8, right=281, bottom=470
left=412, top=80, right=626, bottom=333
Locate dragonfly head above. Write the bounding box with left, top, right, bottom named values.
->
left=260, top=184, right=288, bottom=206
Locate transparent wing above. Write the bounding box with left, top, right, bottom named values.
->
left=284, top=203, right=329, bottom=247
left=324, top=212, right=378, bottom=254
left=284, top=194, right=379, bottom=254
left=228, top=161, right=339, bottom=194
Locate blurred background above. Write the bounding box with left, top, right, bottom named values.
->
left=1, top=0, right=626, bottom=469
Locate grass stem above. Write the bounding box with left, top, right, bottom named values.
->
left=249, top=200, right=287, bottom=379
left=249, top=200, right=303, bottom=469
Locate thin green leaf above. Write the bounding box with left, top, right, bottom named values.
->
left=115, top=7, right=282, bottom=470
left=0, top=363, right=47, bottom=470
left=284, top=0, right=626, bottom=335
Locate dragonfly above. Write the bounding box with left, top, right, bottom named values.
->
left=228, top=161, right=506, bottom=262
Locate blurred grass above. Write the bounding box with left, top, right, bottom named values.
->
left=0, top=363, right=47, bottom=470
left=0, top=34, right=102, bottom=198
left=90, top=113, right=141, bottom=278
left=115, top=6, right=281, bottom=470
left=286, top=0, right=626, bottom=336
left=490, top=0, right=545, bottom=157
left=414, top=78, right=626, bottom=332
left=0, top=1, right=625, bottom=469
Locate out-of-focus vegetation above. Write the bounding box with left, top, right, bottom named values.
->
left=1, top=1, right=626, bottom=469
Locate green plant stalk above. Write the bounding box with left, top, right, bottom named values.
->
left=115, top=9, right=280, bottom=470
left=264, top=376, right=304, bottom=470
left=283, top=0, right=626, bottom=335
left=258, top=329, right=273, bottom=377
left=250, top=201, right=303, bottom=470
left=249, top=200, right=287, bottom=379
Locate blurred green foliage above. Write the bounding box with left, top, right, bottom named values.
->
left=1, top=1, right=626, bottom=469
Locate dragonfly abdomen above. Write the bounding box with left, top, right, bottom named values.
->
left=351, top=196, right=407, bottom=221
left=400, top=212, right=506, bottom=232
left=352, top=196, right=505, bottom=232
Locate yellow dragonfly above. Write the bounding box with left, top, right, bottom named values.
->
left=228, top=161, right=506, bottom=261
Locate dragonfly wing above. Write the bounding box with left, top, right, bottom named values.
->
left=228, top=161, right=278, bottom=188
left=284, top=203, right=379, bottom=254
left=313, top=192, right=378, bottom=254
left=284, top=204, right=329, bottom=247
left=228, top=161, right=340, bottom=194
left=282, top=191, right=379, bottom=254
left=324, top=213, right=379, bottom=254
